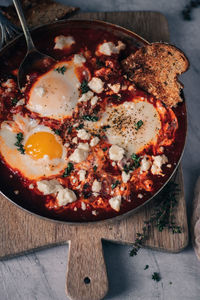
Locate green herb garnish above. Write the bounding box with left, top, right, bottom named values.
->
left=53, top=129, right=61, bottom=136
left=102, top=125, right=110, bottom=131
left=93, top=165, right=97, bottom=172
left=152, top=272, right=161, bottom=282
left=102, top=147, right=108, bottom=152
left=144, top=265, right=149, bottom=270
left=15, top=133, right=25, bottom=154
left=76, top=123, right=84, bottom=130
left=135, top=120, right=143, bottom=130
left=96, top=59, right=105, bottom=67
left=111, top=94, right=121, bottom=101
left=82, top=115, right=99, bottom=122
left=12, top=98, right=18, bottom=106
left=83, top=183, right=89, bottom=189
left=80, top=80, right=90, bottom=94
left=131, top=153, right=141, bottom=168
left=111, top=180, right=120, bottom=189
left=54, top=66, right=67, bottom=74
left=67, top=126, right=73, bottom=134
left=63, top=162, right=74, bottom=177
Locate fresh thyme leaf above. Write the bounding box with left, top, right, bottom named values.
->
left=53, top=129, right=61, bottom=136
left=15, top=133, right=25, bottom=154
left=111, top=180, right=120, bottom=189
left=152, top=272, right=161, bottom=282
left=131, top=153, right=141, bottom=168
left=111, top=94, right=121, bottom=101
left=135, top=120, right=143, bottom=130
left=102, top=147, right=108, bottom=152
left=93, top=165, right=97, bottom=172
left=144, top=265, right=149, bottom=270
left=102, top=125, right=110, bottom=131
left=12, top=98, right=18, bottom=106
left=76, top=123, right=84, bottom=130
left=96, top=59, right=105, bottom=67
left=63, top=162, right=74, bottom=177
left=82, top=115, right=99, bottom=122
left=83, top=183, right=89, bottom=189
left=67, top=126, right=73, bottom=134
left=80, top=80, right=90, bottom=94
left=54, top=66, right=67, bottom=74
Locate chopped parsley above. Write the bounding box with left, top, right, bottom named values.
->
left=53, top=129, right=61, bottom=136
left=96, top=59, right=105, bottom=67
left=62, top=162, right=74, bottom=177
left=111, top=180, right=120, bottom=189
left=131, top=153, right=141, bottom=168
left=93, top=165, right=97, bottom=172
left=102, top=125, right=110, bottom=131
left=152, top=272, right=161, bottom=282
left=82, top=115, right=99, bottom=122
left=80, top=80, right=90, bottom=94
left=11, top=98, right=18, bottom=106
left=83, top=183, right=89, bottom=189
left=111, top=94, right=121, bottom=101
left=54, top=66, right=67, bottom=74
left=144, top=265, right=149, bottom=270
left=76, top=123, right=84, bottom=130
left=15, top=133, right=25, bottom=154
left=135, top=120, right=143, bottom=130
left=67, top=126, right=73, bottom=134
left=102, top=147, right=108, bottom=152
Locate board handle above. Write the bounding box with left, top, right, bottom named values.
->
left=66, top=234, right=108, bottom=300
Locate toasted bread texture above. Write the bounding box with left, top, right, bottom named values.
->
left=122, top=42, right=189, bottom=107
left=0, top=0, right=78, bottom=28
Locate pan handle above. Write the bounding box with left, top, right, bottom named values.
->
left=0, top=10, right=21, bottom=49
left=66, top=233, right=108, bottom=300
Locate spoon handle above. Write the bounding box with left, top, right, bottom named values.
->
left=12, top=0, right=35, bottom=52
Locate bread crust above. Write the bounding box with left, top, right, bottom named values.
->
left=122, top=42, right=189, bottom=107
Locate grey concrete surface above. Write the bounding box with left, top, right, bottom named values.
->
left=0, top=0, right=200, bottom=299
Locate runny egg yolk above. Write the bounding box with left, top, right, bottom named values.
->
left=24, top=132, right=63, bottom=160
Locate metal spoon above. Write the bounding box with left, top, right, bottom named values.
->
left=13, top=0, right=56, bottom=89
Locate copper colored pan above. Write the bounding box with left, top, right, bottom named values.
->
left=0, top=19, right=187, bottom=224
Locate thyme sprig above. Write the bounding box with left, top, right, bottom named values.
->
left=15, top=132, right=25, bottom=154
left=129, top=181, right=181, bottom=257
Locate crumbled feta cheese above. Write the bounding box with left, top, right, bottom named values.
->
left=167, top=164, right=172, bottom=168
left=72, top=178, right=77, bottom=183
left=108, top=83, right=120, bottom=94
left=92, top=210, right=97, bottom=216
left=73, top=54, right=86, bottom=64
left=90, top=137, right=100, bottom=147
left=78, top=91, right=94, bottom=102
left=78, top=169, right=86, bottom=181
left=151, top=155, right=168, bottom=175
left=69, top=148, right=88, bottom=163
left=140, top=156, right=152, bottom=173
left=14, top=190, right=19, bottom=195
left=57, top=188, right=77, bottom=206
left=64, top=142, right=70, bottom=148
left=92, top=179, right=101, bottom=193
left=109, top=195, right=121, bottom=212
left=54, top=35, right=75, bottom=50
left=88, top=77, right=104, bottom=93
left=36, top=179, right=61, bottom=195
left=98, top=41, right=126, bottom=56
left=109, top=145, right=125, bottom=161
left=29, top=184, right=34, bottom=189
left=122, top=171, right=131, bottom=183
left=74, top=207, right=77, bottom=211
left=77, top=129, right=91, bottom=140
left=91, top=96, right=99, bottom=106
left=138, top=194, right=143, bottom=199
left=34, top=86, right=45, bottom=97
left=16, top=98, right=25, bottom=107
left=78, top=143, right=90, bottom=151
left=72, top=137, right=78, bottom=144
left=111, top=162, right=116, bottom=167
left=2, top=79, right=15, bottom=88
left=81, top=201, right=87, bottom=211
left=120, top=186, right=124, bottom=191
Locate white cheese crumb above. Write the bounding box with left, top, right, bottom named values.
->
left=92, top=210, right=97, bottom=216
left=78, top=142, right=90, bottom=151
left=2, top=79, right=15, bottom=88
left=112, top=162, right=116, bottom=167
left=140, top=156, right=152, bottom=173
left=138, top=194, right=143, bottom=199
left=64, top=142, right=70, bottom=148
left=72, top=178, right=77, bottom=183
left=108, top=83, right=120, bottom=94
left=16, top=98, right=25, bottom=107
left=81, top=201, right=87, bottom=211
left=90, top=137, right=100, bottom=147
left=73, top=54, right=86, bottom=64
left=76, top=185, right=81, bottom=190
left=78, top=169, right=86, bottom=181
left=88, top=77, right=104, bottom=93
left=77, top=129, right=90, bottom=140
left=72, top=137, right=78, bottom=144
left=34, top=86, right=45, bottom=97
left=122, top=171, right=131, bottom=183
left=29, top=184, right=34, bottom=189
left=109, top=145, right=125, bottom=161
left=109, top=195, right=122, bottom=212
left=98, top=41, right=126, bottom=56
left=120, top=186, right=124, bottom=191
left=54, top=35, right=75, bottom=50
left=151, top=155, right=168, bottom=175
left=78, top=91, right=94, bottom=102
left=91, top=96, right=99, bottom=106
left=92, top=179, right=101, bottom=193
left=74, top=207, right=77, bottom=211
left=36, top=179, right=61, bottom=195
left=57, top=188, right=77, bottom=207
left=69, top=148, right=88, bottom=163
left=167, top=164, right=172, bottom=168
left=14, top=190, right=19, bottom=195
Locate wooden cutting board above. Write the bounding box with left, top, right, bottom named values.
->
left=0, top=11, right=188, bottom=300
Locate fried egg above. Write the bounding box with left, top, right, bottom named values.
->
left=102, top=100, right=161, bottom=155
left=0, top=113, right=68, bottom=180
left=26, top=59, right=87, bottom=121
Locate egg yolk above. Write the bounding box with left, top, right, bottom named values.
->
left=25, top=132, right=63, bottom=160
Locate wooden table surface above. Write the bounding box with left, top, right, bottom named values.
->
left=1, top=0, right=200, bottom=300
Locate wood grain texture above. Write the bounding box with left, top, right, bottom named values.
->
left=0, top=11, right=188, bottom=300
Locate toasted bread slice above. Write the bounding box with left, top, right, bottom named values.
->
left=122, top=42, right=189, bottom=107
left=0, top=0, right=79, bottom=28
